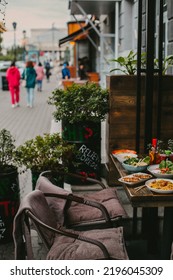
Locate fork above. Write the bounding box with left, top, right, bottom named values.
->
left=134, top=185, right=146, bottom=193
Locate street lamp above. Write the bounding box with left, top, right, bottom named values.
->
left=23, top=30, right=26, bottom=61
left=12, top=22, right=17, bottom=61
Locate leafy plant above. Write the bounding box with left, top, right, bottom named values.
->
left=110, top=50, right=173, bottom=75
left=15, top=133, right=76, bottom=173
left=154, top=55, right=173, bottom=75
left=110, top=50, right=138, bottom=75
left=0, top=129, right=17, bottom=172
left=48, top=83, right=109, bottom=124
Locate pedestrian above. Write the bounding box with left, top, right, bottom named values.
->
left=6, top=61, right=21, bottom=108
left=44, top=60, right=51, bottom=82
left=35, top=62, right=44, bottom=91
left=62, top=62, right=70, bottom=79
left=22, top=61, right=37, bottom=108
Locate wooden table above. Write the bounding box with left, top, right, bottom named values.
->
left=110, top=154, right=173, bottom=259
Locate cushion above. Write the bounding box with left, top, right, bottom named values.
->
left=67, top=188, right=127, bottom=226
left=36, top=176, right=69, bottom=224
left=47, top=226, right=129, bottom=260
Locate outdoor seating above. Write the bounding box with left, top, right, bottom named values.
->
left=13, top=190, right=129, bottom=260
left=35, top=174, right=127, bottom=230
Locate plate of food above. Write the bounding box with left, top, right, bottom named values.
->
left=145, top=178, right=173, bottom=193
left=147, top=160, right=173, bottom=179
left=112, top=149, right=137, bottom=155
left=118, top=172, right=152, bottom=185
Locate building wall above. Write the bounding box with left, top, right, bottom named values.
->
left=167, top=0, right=173, bottom=60
left=119, top=0, right=134, bottom=53
left=30, top=28, right=67, bottom=51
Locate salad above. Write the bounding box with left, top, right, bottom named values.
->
left=159, top=160, right=173, bottom=174
left=123, top=156, right=150, bottom=166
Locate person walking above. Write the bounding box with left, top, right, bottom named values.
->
left=44, top=60, right=51, bottom=82
left=6, top=61, right=21, bottom=108
left=22, top=61, right=37, bottom=108
left=35, top=62, right=44, bottom=91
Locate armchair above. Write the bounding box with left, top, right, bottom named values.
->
left=13, top=190, right=129, bottom=260
left=35, top=174, right=127, bottom=230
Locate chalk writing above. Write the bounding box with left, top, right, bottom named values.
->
left=76, top=144, right=100, bottom=170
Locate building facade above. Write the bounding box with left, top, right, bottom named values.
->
left=67, top=0, right=173, bottom=87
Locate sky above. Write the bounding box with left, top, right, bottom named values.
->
left=1, top=0, right=71, bottom=48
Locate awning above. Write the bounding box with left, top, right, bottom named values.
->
left=59, top=24, right=92, bottom=47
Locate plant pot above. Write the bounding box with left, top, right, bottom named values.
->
left=0, top=166, right=20, bottom=243
left=31, top=169, right=64, bottom=190
left=62, top=120, right=101, bottom=185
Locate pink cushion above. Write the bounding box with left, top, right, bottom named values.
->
left=67, top=188, right=127, bottom=226
left=47, top=226, right=128, bottom=260
left=36, top=176, right=69, bottom=225
left=36, top=177, right=127, bottom=228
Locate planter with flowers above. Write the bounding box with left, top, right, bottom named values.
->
left=48, top=82, right=109, bottom=183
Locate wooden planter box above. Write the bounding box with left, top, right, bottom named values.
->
left=106, top=75, right=173, bottom=185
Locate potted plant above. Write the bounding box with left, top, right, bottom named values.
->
left=48, top=82, right=109, bottom=183
left=14, top=132, right=76, bottom=189
left=0, top=129, right=20, bottom=243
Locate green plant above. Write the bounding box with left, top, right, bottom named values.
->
left=110, top=50, right=173, bottom=75
left=15, top=133, right=76, bottom=173
left=110, top=50, right=138, bottom=75
left=154, top=55, right=173, bottom=75
left=48, top=83, right=109, bottom=124
left=0, top=129, right=17, bottom=172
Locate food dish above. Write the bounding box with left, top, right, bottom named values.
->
left=122, top=162, right=148, bottom=173
left=118, top=172, right=152, bottom=185
left=113, top=153, right=137, bottom=163
left=145, top=178, right=173, bottom=193
left=147, top=164, right=173, bottom=179
left=112, top=149, right=137, bottom=155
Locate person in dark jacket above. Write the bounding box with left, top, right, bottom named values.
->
left=6, top=61, right=21, bottom=108
left=22, top=61, right=37, bottom=108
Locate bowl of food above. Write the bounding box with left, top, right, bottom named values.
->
left=122, top=156, right=150, bottom=173
left=147, top=160, right=173, bottom=179
left=145, top=178, right=173, bottom=193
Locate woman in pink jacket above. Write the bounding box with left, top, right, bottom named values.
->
left=6, top=61, right=21, bottom=108
left=35, top=62, right=45, bottom=91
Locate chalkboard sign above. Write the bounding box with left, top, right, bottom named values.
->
left=62, top=120, right=101, bottom=184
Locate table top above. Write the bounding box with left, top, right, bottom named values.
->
left=110, top=154, right=173, bottom=208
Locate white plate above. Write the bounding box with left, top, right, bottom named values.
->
left=147, top=164, right=173, bottom=179
left=113, top=153, right=137, bottom=163
left=118, top=172, right=152, bottom=185
left=145, top=178, right=173, bottom=193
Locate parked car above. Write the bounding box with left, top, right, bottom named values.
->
left=15, top=61, right=25, bottom=75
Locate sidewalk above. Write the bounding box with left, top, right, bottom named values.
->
left=0, top=74, right=58, bottom=259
